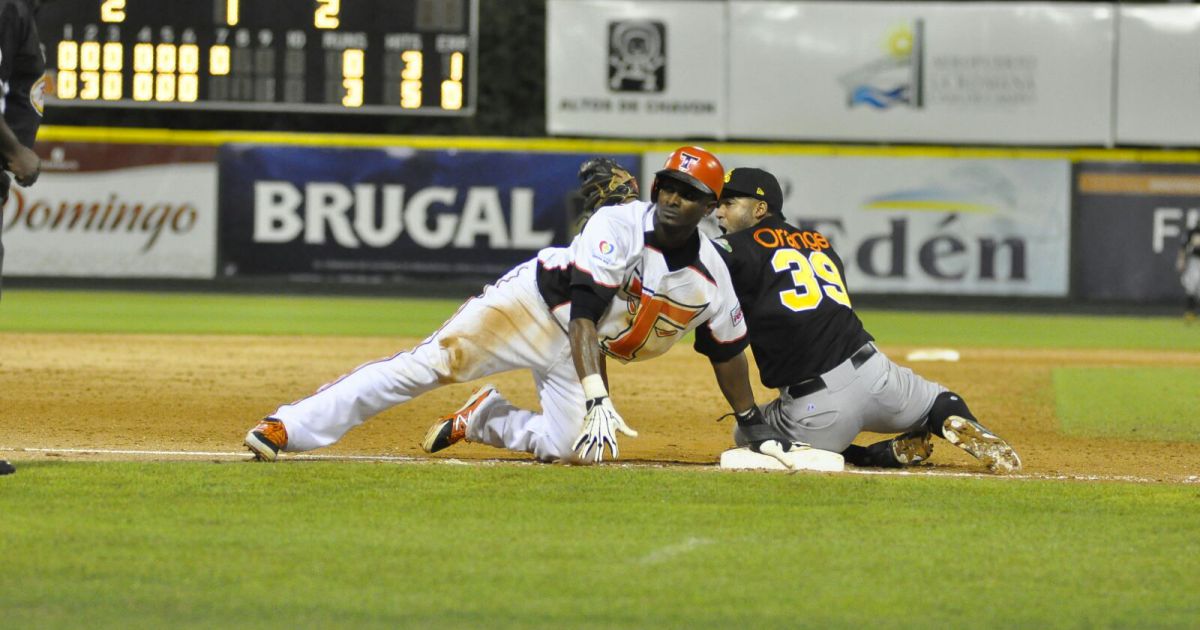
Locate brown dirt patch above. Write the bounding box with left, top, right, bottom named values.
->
left=1, top=333, right=1197, bottom=482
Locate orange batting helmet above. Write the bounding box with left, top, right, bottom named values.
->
left=652, top=146, right=724, bottom=200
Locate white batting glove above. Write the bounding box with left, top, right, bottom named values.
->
left=737, top=407, right=802, bottom=474
left=755, top=439, right=801, bottom=474
left=572, top=375, right=638, bottom=463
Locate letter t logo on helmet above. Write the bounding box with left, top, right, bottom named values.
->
left=654, top=146, right=725, bottom=200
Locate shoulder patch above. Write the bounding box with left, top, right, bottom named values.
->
left=713, top=238, right=732, bottom=253
left=593, top=239, right=618, bottom=266
left=30, top=74, right=46, bottom=116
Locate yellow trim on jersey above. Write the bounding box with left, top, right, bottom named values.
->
left=33, top=126, right=1200, bottom=163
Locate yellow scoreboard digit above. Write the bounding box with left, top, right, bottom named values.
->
left=37, top=0, right=476, bottom=115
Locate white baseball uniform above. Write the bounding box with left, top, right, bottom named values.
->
left=270, top=200, right=748, bottom=461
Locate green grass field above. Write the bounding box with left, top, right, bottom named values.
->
left=2, top=290, right=1199, bottom=628
left=3, top=289, right=1200, bottom=349
left=1055, top=367, right=1200, bottom=441
left=4, top=463, right=1198, bottom=628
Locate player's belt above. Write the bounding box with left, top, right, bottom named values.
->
left=786, top=343, right=877, bottom=399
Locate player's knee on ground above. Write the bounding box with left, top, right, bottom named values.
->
left=923, top=391, right=975, bottom=438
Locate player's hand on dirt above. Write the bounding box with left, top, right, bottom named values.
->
left=573, top=395, right=638, bottom=463
left=5, top=145, right=40, bottom=187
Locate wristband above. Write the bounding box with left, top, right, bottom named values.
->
left=581, top=374, right=608, bottom=400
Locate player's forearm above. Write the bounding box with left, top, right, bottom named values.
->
left=0, top=117, right=24, bottom=164
left=569, top=317, right=605, bottom=381
left=710, top=352, right=757, bottom=412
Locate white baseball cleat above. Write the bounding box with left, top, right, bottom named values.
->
left=422, top=384, right=497, bottom=453
left=941, top=415, right=1022, bottom=473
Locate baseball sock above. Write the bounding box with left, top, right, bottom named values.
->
left=923, top=391, right=976, bottom=439
left=841, top=442, right=904, bottom=468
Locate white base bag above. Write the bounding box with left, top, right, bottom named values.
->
left=719, top=446, right=845, bottom=472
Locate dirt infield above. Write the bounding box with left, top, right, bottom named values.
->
left=2, top=332, right=1197, bottom=482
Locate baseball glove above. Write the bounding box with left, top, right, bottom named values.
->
left=578, top=158, right=640, bottom=216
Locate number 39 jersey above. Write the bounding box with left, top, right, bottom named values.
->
left=536, top=201, right=749, bottom=365
left=713, top=214, right=872, bottom=389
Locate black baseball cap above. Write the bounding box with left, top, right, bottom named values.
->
left=720, top=167, right=782, bottom=215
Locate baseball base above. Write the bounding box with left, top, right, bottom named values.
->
left=719, top=446, right=845, bottom=472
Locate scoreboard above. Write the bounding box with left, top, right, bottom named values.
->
left=36, top=0, right=478, bottom=115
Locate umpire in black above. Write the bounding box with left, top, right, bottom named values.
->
left=1, top=0, right=46, bottom=475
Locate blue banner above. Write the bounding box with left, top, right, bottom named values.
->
left=218, top=146, right=640, bottom=280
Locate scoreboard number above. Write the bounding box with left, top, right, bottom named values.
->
left=39, top=0, right=477, bottom=115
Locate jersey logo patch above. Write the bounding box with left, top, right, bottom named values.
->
left=731, top=306, right=743, bottom=327
left=30, top=74, right=46, bottom=116
left=594, top=240, right=617, bottom=266
left=605, top=273, right=708, bottom=361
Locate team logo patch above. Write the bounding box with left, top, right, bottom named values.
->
left=598, top=240, right=615, bottom=255
left=713, top=238, right=732, bottom=253
left=678, top=152, right=699, bottom=171
left=731, top=306, right=743, bottom=327
left=30, top=75, right=47, bottom=116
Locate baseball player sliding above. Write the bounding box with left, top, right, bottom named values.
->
left=245, top=147, right=780, bottom=465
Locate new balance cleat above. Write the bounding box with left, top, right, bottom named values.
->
left=245, top=418, right=288, bottom=461
left=422, top=384, right=497, bottom=453
left=942, top=415, right=1022, bottom=473
left=891, top=431, right=933, bottom=466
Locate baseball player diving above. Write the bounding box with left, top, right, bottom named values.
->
left=584, top=161, right=1022, bottom=473
left=245, top=147, right=779, bottom=466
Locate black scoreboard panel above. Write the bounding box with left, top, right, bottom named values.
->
left=36, top=0, right=477, bottom=115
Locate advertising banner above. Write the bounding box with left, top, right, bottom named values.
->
left=644, top=151, right=1070, bottom=296
left=219, top=146, right=638, bottom=279
left=1115, top=7, right=1200, bottom=146
left=1073, top=162, right=1200, bottom=302
left=2, top=143, right=218, bottom=278
left=727, top=1, right=1113, bottom=145
left=545, top=0, right=726, bottom=138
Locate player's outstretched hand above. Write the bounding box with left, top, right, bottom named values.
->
left=753, top=439, right=802, bottom=474
left=736, top=406, right=804, bottom=473
left=572, top=395, right=638, bottom=463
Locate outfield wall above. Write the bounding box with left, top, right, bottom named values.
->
left=4, top=126, right=1199, bottom=303
left=547, top=2, right=1200, bottom=148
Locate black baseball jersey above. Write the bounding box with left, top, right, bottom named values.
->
left=0, top=0, right=44, bottom=198
left=713, top=214, right=872, bottom=389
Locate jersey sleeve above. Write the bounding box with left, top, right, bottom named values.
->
left=569, top=207, right=630, bottom=290
left=693, top=258, right=750, bottom=362
left=1, top=5, right=44, bottom=146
